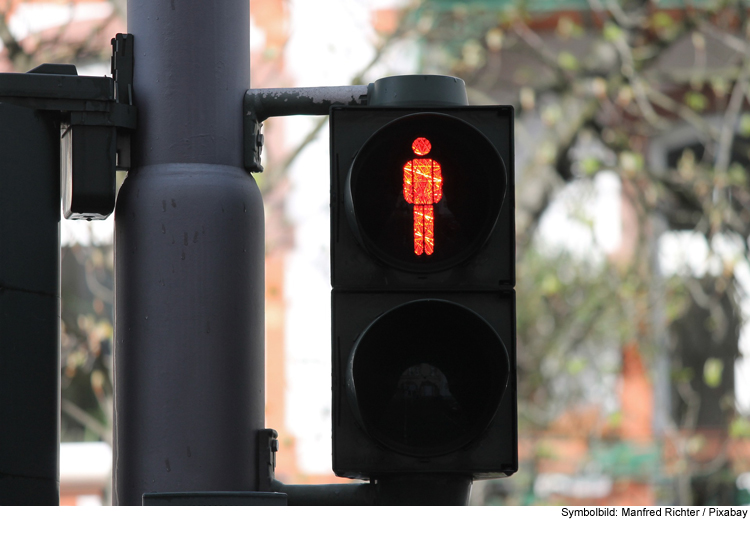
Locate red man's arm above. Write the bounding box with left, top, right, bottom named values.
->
left=403, top=161, right=414, bottom=204
left=432, top=161, right=443, bottom=203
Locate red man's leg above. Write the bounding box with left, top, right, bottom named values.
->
left=424, top=204, right=434, bottom=255
left=413, top=205, right=425, bottom=255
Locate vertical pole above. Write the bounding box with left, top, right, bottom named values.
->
left=114, top=1, right=263, bottom=505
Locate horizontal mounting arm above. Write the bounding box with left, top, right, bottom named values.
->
left=243, top=85, right=370, bottom=173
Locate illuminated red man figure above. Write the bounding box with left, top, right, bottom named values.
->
left=403, top=137, right=443, bottom=255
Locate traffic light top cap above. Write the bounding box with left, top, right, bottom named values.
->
left=368, top=75, right=468, bottom=107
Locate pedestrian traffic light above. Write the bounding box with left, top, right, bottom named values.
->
left=330, top=77, right=517, bottom=481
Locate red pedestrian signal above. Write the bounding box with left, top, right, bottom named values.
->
left=403, top=137, right=442, bottom=256
left=343, top=112, right=509, bottom=276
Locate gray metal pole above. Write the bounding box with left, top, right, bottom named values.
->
left=114, top=1, right=262, bottom=505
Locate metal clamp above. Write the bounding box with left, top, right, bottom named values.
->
left=0, top=33, right=136, bottom=220
left=0, top=33, right=136, bottom=169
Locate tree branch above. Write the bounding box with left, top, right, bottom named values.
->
left=715, top=56, right=750, bottom=174
left=261, top=4, right=419, bottom=190
left=61, top=398, right=111, bottom=445
left=0, top=10, right=33, bottom=70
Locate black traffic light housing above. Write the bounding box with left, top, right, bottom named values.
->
left=332, top=291, right=516, bottom=479
left=330, top=76, right=517, bottom=481
left=0, top=34, right=135, bottom=504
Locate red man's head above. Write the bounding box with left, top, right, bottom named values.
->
left=411, top=137, right=431, bottom=156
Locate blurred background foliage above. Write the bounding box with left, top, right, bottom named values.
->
left=402, top=0, right=750, bottom=505
left=59, top=242, right=113, bottom=445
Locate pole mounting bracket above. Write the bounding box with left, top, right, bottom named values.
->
left=0, top=33, right=136, bottom=170
left=0, top=33, right=136, bottom=220
left=243, top=85, right=370, bottom=173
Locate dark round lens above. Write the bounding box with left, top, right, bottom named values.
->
left=345, top=112, right=507, bottom=272
left=347, top=300, right=509, bottom=457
